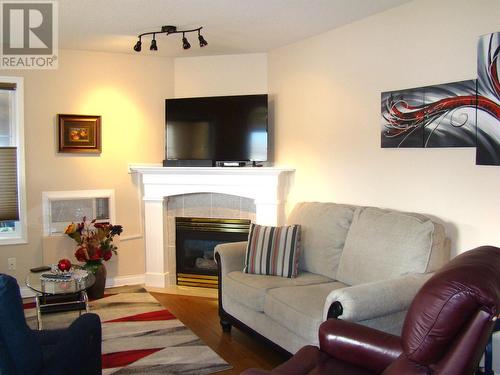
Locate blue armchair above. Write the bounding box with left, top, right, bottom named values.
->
left=0, top=274, right=102, bottom=375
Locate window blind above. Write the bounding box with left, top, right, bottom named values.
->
left=0, top=147, right=19, bottom=221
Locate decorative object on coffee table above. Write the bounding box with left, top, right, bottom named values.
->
left=65, top=217, right=123, bottom=299
left=58, top=114, right=102, bottom=154
left=57, top=258, right=72, bottom=272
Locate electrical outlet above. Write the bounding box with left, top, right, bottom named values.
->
left=8, top=258, right=16, bottom=270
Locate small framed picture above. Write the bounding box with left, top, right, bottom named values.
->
left=58, top=114, right=101, bottom=154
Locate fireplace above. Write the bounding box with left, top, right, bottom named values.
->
left=175, top=217, right=250, bottom=288
left=129, top=165, right=294, bottom=287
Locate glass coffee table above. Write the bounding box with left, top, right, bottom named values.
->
left=26, top=268, right=95, bottom=329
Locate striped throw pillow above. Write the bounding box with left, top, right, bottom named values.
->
left=244, top=223, right=301, bottom=278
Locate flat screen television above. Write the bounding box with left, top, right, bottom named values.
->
left=165, top=94, right=268, bottom=165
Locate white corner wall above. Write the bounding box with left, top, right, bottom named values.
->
left=269, top=0, right=500, bottom=254
left=174, top=53, right=267, bottom=98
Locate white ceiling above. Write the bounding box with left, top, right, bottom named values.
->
left=59, top=0, right=411, bottom=57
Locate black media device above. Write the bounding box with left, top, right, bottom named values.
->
left=164, top=94, right=268, bottom=167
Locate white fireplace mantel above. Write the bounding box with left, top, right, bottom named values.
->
left=129, top=164, right=295, bottom=287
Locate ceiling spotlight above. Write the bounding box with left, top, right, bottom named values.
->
left=133, top=25, right=206, bottom=53
left=182, top=33, right=191, bottom=50
left=150, top=35, right=158, bottom=51
left=198, top=31, right=208, bottom=47
left=133, top=38, right=142, bottom=52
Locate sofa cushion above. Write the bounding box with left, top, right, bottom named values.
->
left=287, top=202, right=357, bottom=279
left=244, top=223, right=301, bottom=278
left=336, top=207, right=444, bottom=286
left=264, top=282, right=348, bottom=343
left=224, top=271, right=333, bottom=312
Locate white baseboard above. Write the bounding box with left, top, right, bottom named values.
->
left=105, top=274, right=145, bottom=288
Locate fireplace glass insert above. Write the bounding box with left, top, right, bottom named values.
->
left=175, top=217, right=251, bottom=288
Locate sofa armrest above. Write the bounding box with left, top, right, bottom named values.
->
left=319, top=319, right=402, bottom=373
left=324, top=273, right=432, bottom=321
left=214, top=241, right=247, bottom=277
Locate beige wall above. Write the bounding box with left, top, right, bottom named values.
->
left=174, top=53, right=267, bottom=98
left=0, top=49, right=174, bottom=281
left=269, top=0, right=500, bottom=254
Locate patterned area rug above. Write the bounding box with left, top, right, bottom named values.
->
left=24, top=286, right=231, bottom=375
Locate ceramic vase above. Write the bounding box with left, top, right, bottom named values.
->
left=84, top=261, right=106, bottom=299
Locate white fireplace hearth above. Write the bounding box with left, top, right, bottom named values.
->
left=129, top=164, right=295, bottom=287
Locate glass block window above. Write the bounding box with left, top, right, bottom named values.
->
left=42, top=190, right=115, bottom=236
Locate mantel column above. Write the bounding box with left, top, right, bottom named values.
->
left=143, top=198, right=170, bottom=287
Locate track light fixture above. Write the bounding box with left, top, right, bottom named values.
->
left=150, top=34, right=157, bottom=51
left=182, top=32, right=191, bottom=50
left=133, top=38, right=142, bottom=52
left=133, top=25, right=207, bottom=52
left=198, top=29, right=208, bottom=47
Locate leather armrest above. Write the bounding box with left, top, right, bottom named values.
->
left=319, top=319, right=402, bottom=373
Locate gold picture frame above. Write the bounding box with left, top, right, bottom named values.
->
left=58, top=114, right=101, bottom=154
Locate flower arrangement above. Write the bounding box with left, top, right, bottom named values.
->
left=65, top=217, right=123, bottom=272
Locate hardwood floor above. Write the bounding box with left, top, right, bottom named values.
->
left=150, top=292, right=289, bottom=374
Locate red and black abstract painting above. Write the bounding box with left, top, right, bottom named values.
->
left=381, top=80, right=477, bottom=148
left=381, top=32, right=499, bottom=166
left=476, top=32, right=500, bottom=165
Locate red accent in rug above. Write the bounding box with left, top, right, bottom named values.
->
left=105, top=309, right=176, bottom=323
left=23, top=302, right=36, bottom=309
left=102, top=348, right=163, bottom=368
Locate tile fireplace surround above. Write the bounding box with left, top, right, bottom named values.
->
left=129, top=164, right=295, bottom=287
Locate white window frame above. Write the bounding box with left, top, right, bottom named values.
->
left=42, top=189, right=116, bottom=236
left=0, top=76, right=27, bottom=245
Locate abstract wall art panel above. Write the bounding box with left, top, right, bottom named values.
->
left=476, top=32, right=500, bottom=166
left=381, top=80, right=477, bottom=148
left=423, top=80, right=477, bottom=148
left=381, top=87, right=425, bottom=148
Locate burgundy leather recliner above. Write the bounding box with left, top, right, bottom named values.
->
left=242, top=245, right=500, bottom=375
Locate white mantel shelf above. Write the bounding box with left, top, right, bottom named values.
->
left=129, top=164, right=294, bottom=175
left=129, top=163, right=295, bottom=287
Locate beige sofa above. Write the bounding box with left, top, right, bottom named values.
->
left=214, top=202, right=450, bottom=354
